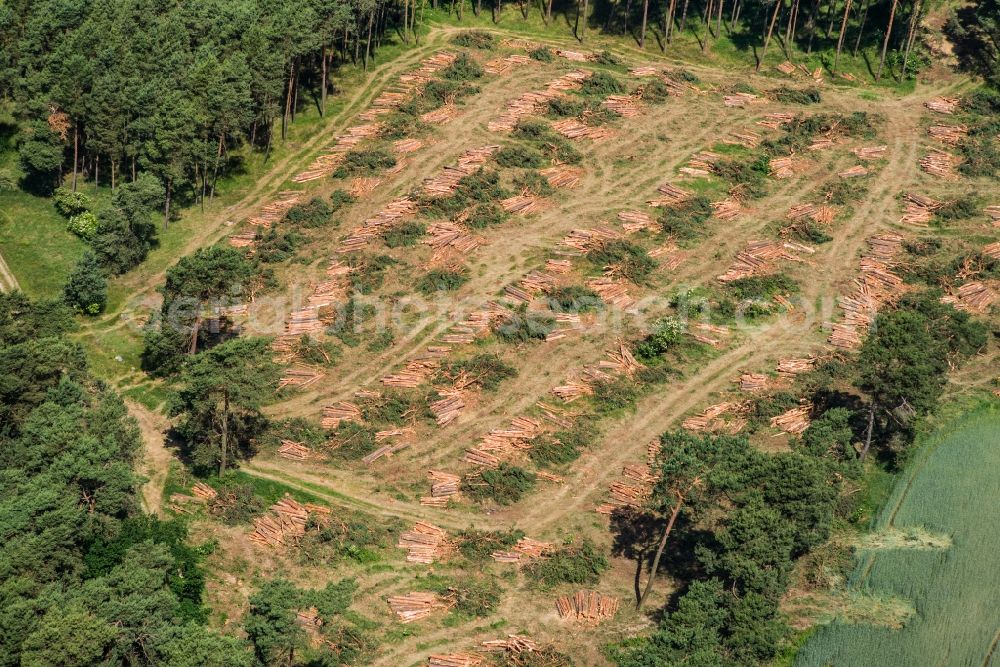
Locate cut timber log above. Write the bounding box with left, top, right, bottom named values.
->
left=555, top=591, right=619, bottom=623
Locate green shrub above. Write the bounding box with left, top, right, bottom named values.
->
left=62, top=251, right=107, bottom=314
left=380, top=112, right=428, bottom=140
left=285, top=196, right=333, bottom=227
left=255, top=228, right=305, bottom=263
left=771, top=87, right=822, bottom=104
left=299, top=517, right=392, bottom=566
left=529, top=46, right=554, bottom=62
left=641, top=78, right=673, bottom=103
left=451, top=30, right=495, bottom=49
left=957, top=133, right=1000, bottom=177
left=457, top=168, right=509, bottom=202
left=328, top=422, right=378, bottom=458
left=528, top=434, right=581, bottom=466
left=513, top=119, right=582, bottom=164
left=66, top=211, right=99, bottom=240
left=443, top=52, right=484, bottom=80
left=588, top=239, right=656, bottom=284
left=348, top=254, right=398, bottom=293
left=546, top=285, right=603, bottom=312
left=444, top=353, right=517, bottom=391
left=0, top=169, right=15, bottom=191
left=462, top=463, right=536, bottom=505
left=512, top=170, right=555, bottom=196
left=824, top=177, right=870, bottom=205
left=418, top=268, right=469, bottom=294
left=383, top=221, right=426, bottom=247
left=523, top=539, right=608, bottom=588
left=366, top=329, right=394, bottom=352
left=591, top=376, right=640, bottom=413
left=659, top=195, right=713, bottom=242
left=53, top=186, right=92, bottom=217
left=424, top=79, right=480, bottom=107
left=453, top=578, right=503, bottom=617
left=547, top=97, right=586, bottom=118
left=330, top=189, right=356, bottom=211
left=595, top=50, right=623, bottom=66
left=334, top=148, right=396, bottom=177
left=634, top=316, right=685, bottom=361
left=959, top=89, right=1000, bottom=115
left=465, top=202, right=509, bottom=228
left=359, top=392, right=429, bottom=426
left=713, top=154, right=770, bottom=199
left=493, top=306, right=555, bottom=343
left=285, top=335, right=340, bottom=366
left=935, top=195, right=981, bottom=223
left=495, top=144, right=546, bottom=168
left=725, top=273, right=798, bottom=300
left=494, top=647, right=575, bottom=667
left=581, top=71, right=625, bottom=97
left=457, top=528, right=525, bottom=561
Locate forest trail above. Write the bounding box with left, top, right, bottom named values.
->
left=125, top=398, right=173, bottom=515
left=0, top=249, right=19, bottom=292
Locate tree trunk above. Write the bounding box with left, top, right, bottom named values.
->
left=901, top=0, right=922, bottom=78
left=679, top=0, right=691, bottom=34
left=860, top=401, right=876, bottom=460
left=110, top=159, right=116, bottom=193
left=640, top=0, right=650, bottom=46
left=805, top=0, right=820, bottom=53
left=577, top=0, right=589, bottom=40
left=291, top=58, right=300, bottom=121
left=853, top=0, right=870, bottom=55
left=664, top=0, right=679, bottom=45
left=72, top=123, right=79, bottom=192
left=163, top=179, right=172, bottom=229
left=219, top=389, right=230, bottom=475
left=211, top=134, right=224, bottom=199
left=321, top=43, right=328, bottom=111
left=833, top=0, right=853, bottom=71
left=757, top=0, right=783, bottom=71
left=189, top=312, right=201, bottom=355
left=364, top=8, right=374, bottom=71
left=702, top=0, right=713, bottom=50
left=730, top=0, right=740, bottom=29
left=637, top=495, right=685, bottom=610
left=875, top=0, right=899, bottom=81
left=282, top=62, right=294, bottom=140
left=825, top=0, right=838, bottom=37
left=545, top=0, right=553, bottom=21
left=716, top=0, right=724, bottom=42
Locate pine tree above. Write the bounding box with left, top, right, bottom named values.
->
left=63, top=251, right=107, bottom=315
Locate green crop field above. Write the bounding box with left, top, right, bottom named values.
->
left=795, top=404, right=1000, bottom=667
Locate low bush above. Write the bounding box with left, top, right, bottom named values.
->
left=348, top=254, right=397, bottom=294
left=581, top=71, right=625, bottom=97
left=591, top=376, right=640, bottom=414
left=935, top=194, right=982, bottom=222
left=513, top=119, right=582, bottom=164
left=299, top=517, right=393, bottom=566
left=588, top=239, right=657, bottom=284
left=383, top=220, right=425, bottom=247
left=53, top=187, right=93, bottom=217
left=512, top=170, right=554, bottom=196
left=641, top=78, right=673, bottom=103
left=634, top=316, right=685, bottom=361
left=957, top=133, right=1000, bottom=177
left=328, top=422, right=379, bottom=458
left=824, top=177, right=870, bottom=205
left=546, top=285, right=603, bottom=313
left=379, top=112, right=428, bottom=140
left=457, top=528, right=525, bottom=561
left=547, top=96, right=586, bottom=118
left=285, top=196, right=333, bottom=227
left=288, top=335, right=340, bottom=366
left=659, top=195, right=713, bottom=242
left=786, top=219, right=833, bottom=244
left=451, top=30, right=495, bottom=49
left=523, top=539, right=608, bottom=588
left=493, top=306, right=556, bottom=343
left=334, top=148, right=396, bottom=177
left=725, top=272, right=798, bottom=300
left=359, top=392, right=429, bottom=426
left=443, top=52, right=484, bottom=80
left=451, top=578, right=503, bottom=617
left=417, top=268, right=469, bottom=294
left=366, top=329, right=394, bottom=352
left=444, top=353, right=518, bottom=391
left=329, top=189, right=356, bottom=211
left=255, top=228, right=305, bottom=263
left=528, top=434, right=581, bottom=466
left=529, top=46, right=554, bottom=62
left=959, top=89, right=1000, bottom=115
left=67, top=211, right=99, bottom=240
left=713, top=154, right=770, bottom=199
left=424, top=79, right=480, bottom=107
left=465, top=202, right=509, bottom=229
left=494, top=647, right=574, bottom=667
left=495, top=144, right=546, bottom=168
left=771, top=87, right=822, bottom=104
left=595, top=50, right=623, bottom=66
left=462, top=463, right=537, bottom=505
left=458, top=167, right=509, bottom=202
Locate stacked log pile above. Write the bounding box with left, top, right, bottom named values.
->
left=900, top=193, right=941, bottom=227
left=192, top=481, right=217, bottom=501
left=711, top=198, right=743, bottom=220
left=924, top=97, right=959, bottom=114
left=248, top=191, right=303, bottom=227
left=942, top=281, right=995, bottom=313
left=421, top=104, right=459, bottom=124
left=556, top=49, right=590, bottom=61
left=807, top=137, right=837, bottom=151
left=828, top=233, right=905, bottom=349
left=464, top=416, right=544, bottom=466
left=724, top=130, right=762, bottom=148
left=278, top=365, right=325, bottom=389
left=540, top=165, right=584, bottom=188
left=649, top=242, right=687, bottom=270
left=555, top=591, right=620, bottom=623
left=349, top=176, right=383, bottom=197
left=488, top=71, right=591, bottom=131
left=838, top=165, right=869, bottom=178
left=602, top=94, right=644, bottom=117
left=394, top=138, right=425, bottom=154
left=481, top=636, right=538, bottom=654
left=545, top=258, right=573, bottom=273
left=688, top=322, right=729, bottom=347
left=987, top=206, right=1000, bottom=226
left=431, top=391, right=466, bottom=426
left=292, top=153, right=346, bottom=183
left=561, top=227, right=622, bottom=253
left=786, top=203, right=835, bottom=225
left=388, top=592, right=451, bottom=623
left=551, top=118, right=615, bottom=141
left=723, top=92, right=760, bottom=107
left=362, top=432, right=412, bottom=465
left=757, top=112, right=795, bottom=129
left=428, top=654, right=483, bottom=667
left=249, top=496, right=327, bottom=547
left=228, top=230, right=258, bottom=249
left=381, top=358, right=440, bottom=388
left=397, top=522, right=452, bottom=563
left=500, top=193, right=543, bottom=214
left=776, top=61, right=797, bottom=74
left=423, top=222, right=480, bottom=258
left=421, top=470, right=462, bottom=507
left=618, top=210, right=657, bottom=232
left=984, top=241, right=1000, bottom=260
left=770, top=405, right=812, bottom=434
left=739, top=373, right=769, bottom=392
left=483, top=53, right=531, bottom=75
left=321, top=401, right=362, bottom=428
left=681, top=150, right=721, bottom=177
left=338, top=197, right=418, bottom=252
left=648, top=182, right=692, bottom=207
left=919, top=150, right=962, bottom=179
left=586, top=277, right=634, bottom=308
left=278, top=440, right=313, bottom=461
left=505, top=270, right=558, bottom=303
left=490, top=537, right=553, bottom=563
left=682, top=402, right=742, bottom=433
left=769, top=155, right=802, bottom=179
left=777, top=357, right=816, bottom=378
left=853, top=145, right=887, bottom=160
left=717, top=240, right=809, bottom=282
left=927, top=124, right=967, bottom=144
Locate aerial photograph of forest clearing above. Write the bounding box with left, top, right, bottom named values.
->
left=1, top=0, right=999, bottom=665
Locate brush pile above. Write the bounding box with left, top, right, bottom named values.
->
left=420, top=470, right=462, bottom=507
left=602, top=94, right=644, bottom=117
left=717, top=240, right=809, bottom=282
left=900, top=192, right=941, bottom=227
left=321, top=401, right=362, bottom=428
left=723, top=92, right=760, bottom=107
left=648, top=182, right=693, bottom=207
left=757, top=112, right=795, bottom=129
left=397, top=522, right=452, bottom=564
left=555, top=591, right=620, bottom=623
left=540, top=165, right=584, bottom=188
left=551, top=118, right=615, bottom=141
left=481, top=636, right=539, bottom=654
left=248, top=191, right=303, bottom=227
left=388, top=592, right=451, bottom=623
left=942, top=281, right=995, bottom=313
